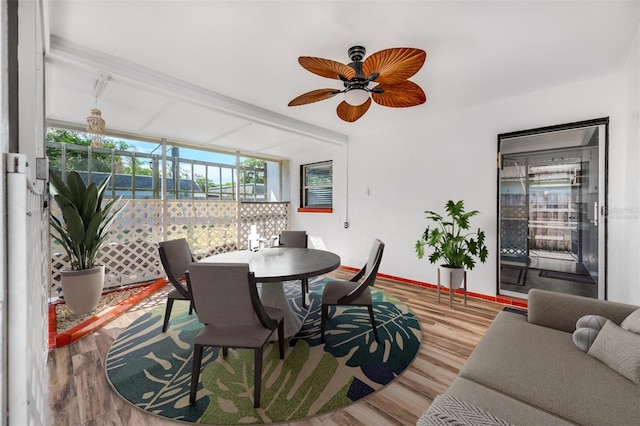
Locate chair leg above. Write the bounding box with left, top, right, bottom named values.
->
left=223, top=347, right=228, bottom=357
left=320, top=304, right=328, bottom=343
left=301, top=278, right=308, bottom=308
left=367, top=306, right=379, bottom=342
left=188, top=299, right=194, bottom=315
left=254, top=347, right=263, bottom=408
left=277, top=320, right=285, bottom=359
left=162, top=298, right=175, bottom=332
left=190, top=344, right=203, bottom=404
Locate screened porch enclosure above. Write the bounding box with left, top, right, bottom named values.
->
left=48, top=140, right=290, bottom=299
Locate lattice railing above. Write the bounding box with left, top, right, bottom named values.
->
left=240, top=202, right=289, bottom=249
left=50, top=200, right=289, bottom=297
left=165, top=200, right=239, bottom=256
left=51, top=200, right=163, bottom=295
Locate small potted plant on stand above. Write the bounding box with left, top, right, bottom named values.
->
left=415, top=200, right=488, bottom=306
left=50, top=170, right=125, bottom=314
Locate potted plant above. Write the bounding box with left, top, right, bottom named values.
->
left=50, top=170, right=125, bottom=314
left=415, top=200, right=488, bottom=290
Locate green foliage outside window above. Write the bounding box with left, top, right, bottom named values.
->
left=47, top=127, right=271, bottom=200
left=240, top=158, right=266, bottom=184
left=46, top=128, right=130, bottom=173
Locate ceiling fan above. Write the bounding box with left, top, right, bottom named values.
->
left=288, top=46, right=426, bottom=122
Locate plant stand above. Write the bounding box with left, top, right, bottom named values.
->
left=437, top=268, right=467, bottom=308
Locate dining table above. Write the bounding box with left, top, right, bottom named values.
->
left=201, top=247, right=341, bottom=338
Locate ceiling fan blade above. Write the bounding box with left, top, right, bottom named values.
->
left=336, top=98, right=372, bottom=122
left=298, top=57, right=356, bottom=80
left=288, top=89, right=339, bottom=106
left=363, top=48, right=426, bottom=85
left=371, top=81, right=426, bottom=108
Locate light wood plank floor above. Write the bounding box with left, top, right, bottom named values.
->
left=47, top=270, right=504, bottom=425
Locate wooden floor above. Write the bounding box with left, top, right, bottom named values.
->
left=47, top=270, right=504, bottom=425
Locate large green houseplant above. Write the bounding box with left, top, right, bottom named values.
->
left=50, top=170, right=125, bottom=314
left=415, top=200, right=488, bottom=289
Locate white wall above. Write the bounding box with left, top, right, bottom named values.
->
left=290, top=64, right=640, bottom=304
left=608, top=17, right=640, bottom=306
left=0, top=0, right=9, bottom=421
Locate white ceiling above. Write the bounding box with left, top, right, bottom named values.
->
left=44, top=1, right=639, bottom=158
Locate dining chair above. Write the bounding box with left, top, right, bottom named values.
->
left=279, top=230, right=310, bottom=307
left=320, top=239, right=385, bottom=343
left=158, top=238, right=195, bottom=332
left=185, top=262, right=285, bottom=407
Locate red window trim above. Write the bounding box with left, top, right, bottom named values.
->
left=297, top=207, right=333, bottom=213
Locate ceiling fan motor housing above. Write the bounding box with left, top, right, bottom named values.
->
left=348, top=46, right=366, bottom=62
left=345, top=46, right=373, bottom=92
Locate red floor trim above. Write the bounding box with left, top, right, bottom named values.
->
left=48, top=278, right=168, bottom=349
left=338, top=266, right=529, bottom=309
left=50, top=267, right=528, bottom=350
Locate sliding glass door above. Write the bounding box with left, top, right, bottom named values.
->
left=498, top=119, right=607, bottom=300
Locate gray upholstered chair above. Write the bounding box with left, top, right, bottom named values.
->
left=158, top=238, right=195, bottom=332
left=185, top=262, right=285, bottom=408
left=320, top=239, right=385, bottom=343
left=279, top=230, right=310, bottom=307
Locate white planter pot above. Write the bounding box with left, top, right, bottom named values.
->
left=60, top=265, right=105, bottom=314
left=439, top=266, right=465, bottom=290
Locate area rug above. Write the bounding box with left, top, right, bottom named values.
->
left=105, top=278, right=421, bottom=424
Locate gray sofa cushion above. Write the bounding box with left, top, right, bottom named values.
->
left=458, top=311, right=640, bottom=426
left=572, top=327, right=599, bottom=352
left=446, top=377, right=573, bottom=426
left=588, top=320, right=640, bottom=385
left=576, top=314, right=607, bottom=331
left=621, top=308, right=640, bottom=334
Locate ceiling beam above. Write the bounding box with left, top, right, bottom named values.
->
left=48, top=35, right=348, bottom=146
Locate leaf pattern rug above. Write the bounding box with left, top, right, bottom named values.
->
left=105, top=278, right=422, bottom=424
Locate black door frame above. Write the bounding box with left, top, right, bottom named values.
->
left=496, top=117, right=609, bottom=299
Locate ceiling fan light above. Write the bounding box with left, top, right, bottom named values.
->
left=343, top=89, right=369, bottom=106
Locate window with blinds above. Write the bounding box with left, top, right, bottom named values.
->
left=301, top=161, right=332, bottom=208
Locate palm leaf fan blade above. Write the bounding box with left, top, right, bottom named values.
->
left=362, top=48, right=426, bottom=85
left=336, top=98, right=372, bottom=122
left=288, top=89, right=339, bottom=106
left=372, top=81, right=426, bottom=108
left=298, top=57, right=356, bottom=80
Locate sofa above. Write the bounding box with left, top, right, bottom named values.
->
left=418, top=289, right=640, bottom=426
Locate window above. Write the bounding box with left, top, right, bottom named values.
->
left=300, top=161, right=332, bottom=212
left=45, top=127, right=281, bottom=201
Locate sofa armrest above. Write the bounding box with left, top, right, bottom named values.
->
left=527, top=289, right=638, bottom=333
